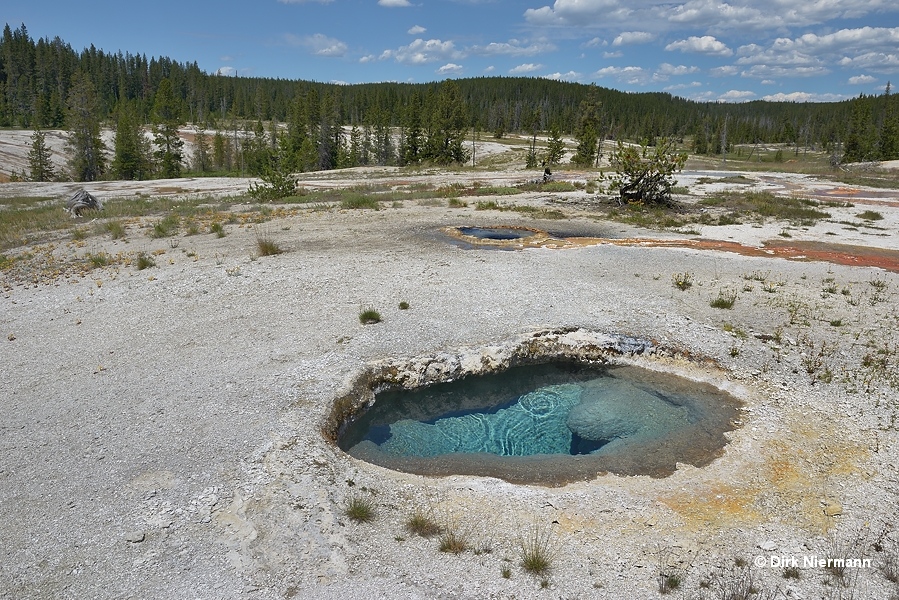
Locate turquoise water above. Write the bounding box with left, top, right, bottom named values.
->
left=338, top=362, right=741, bottom=483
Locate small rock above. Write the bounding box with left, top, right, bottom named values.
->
left=759, top=540, right=778, bottom=551
left=823, top=501, right=842, bottom=516
left=125, top=531, right=145, bottom=543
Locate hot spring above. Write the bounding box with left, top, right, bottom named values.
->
left=336, top=360, right=743, bottom=485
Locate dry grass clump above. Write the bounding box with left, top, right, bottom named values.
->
left=406, top=511, right=442, bottom=538
left=254, top=227, right=283, bottom=256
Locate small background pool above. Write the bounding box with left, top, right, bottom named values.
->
left=456, top=226, right=536, bottom=240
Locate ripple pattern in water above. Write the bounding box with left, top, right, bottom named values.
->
left=381, top=384, right=582, bottom=457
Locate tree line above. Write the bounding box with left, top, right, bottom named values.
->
left=3, top=22, right=898, bottom=183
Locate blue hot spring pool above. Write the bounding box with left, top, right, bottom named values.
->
left=338, top=362, right=742, bottom=484
left=456, top=226, right=536, bottom=240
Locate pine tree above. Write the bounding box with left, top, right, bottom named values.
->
left=843, top=95, right=876, bottom=163
left=399, top=92, right=424, bottom=166
left=425, top=80, right=469, bottom=165
left=525, top=107, right=541, bottom=168
left=571, top=85, right=603, bottom=167
left=212, top=131, right=228, bottom=170
left=878, top=82, right=899, bottom=161
left=151, top=78, right=184, bottom=178
left=192, top=130, right=211, bottom=172
left=112, top=101, right=151, bottom=180
left=65, top=71, right=105, bottom=181
left=27, top=129, right=57, bottom=181
left=544, top=124, right=566, bottom=166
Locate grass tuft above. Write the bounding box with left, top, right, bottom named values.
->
left=344, top=495, right=376, bottom=523
left=359, top=308, right=382, bottom=324
left=209, top=222, right=226, bottom=238
left=406, top=511, right=442, bottom=538
left=672, top=272, right=693, bottom=291
left=87, top=252, right=110, bottom=268
left=519, top=524, right=554, bottom=577
left=254, top=228, right=283, bottom=256
left=438, top=528, right=468, bottom=554
left=710, top=289, right=738, bottom=309
left=135, top=252, right=156, bottom=270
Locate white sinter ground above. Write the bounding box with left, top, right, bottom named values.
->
left=2, top=133, right=899, bottom=598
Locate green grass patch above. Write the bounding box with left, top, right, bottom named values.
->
left=149, top=214, right=180, bottom=238
left=857, top=210, right=884, bottom=221
left=471, top=185, right=522, bottom=197
left=517, top=181, right=578, bottom=193
left=510, top=205, right=567, bottom=219
left=0, top=198, right=73, bottom=251
left=340, top=194, right=380, bottom=210
left=699, top=191, right=830, bottom=224
left=710, top=289, right=738, bottom=309
left=344, top=495, right=376, bottom=523
left=475, top=200, right=502, bottom=211
left=87, top=252, right=110, bottom=268
left=135, top=252, right=156, bottom=270
left=209, top=222, right=226, bottom=237
left=100, top=220, right=127, bottom=240
left=359, top=308, right=382, bottom=324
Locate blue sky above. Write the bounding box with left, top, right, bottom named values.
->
left=7, top=0, right=899, bottom=102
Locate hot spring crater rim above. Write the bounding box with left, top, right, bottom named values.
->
left=326, top=329, right=746, bottom=486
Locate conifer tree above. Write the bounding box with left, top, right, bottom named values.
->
left=212, top=131, right=228, bottom=170
left=27, top=129, right=57, bottom=181
left=192, top=130, right=211, bottom=172
left=572, top=85, right=603, bottom=167
left=878, top=83, right=899, bottom=161
left=65, top=71, right=105, bottom=181
left=544, top=123, right=566, bottom=166
left=112, top=101, right=152, bottom=180
left=425, top=80, right=469, bottom=165
left=151, top=78, right=184, bottom=178
left=399, top=92, right=424, bottom=166
left=843, top=95, right=876, bottom=163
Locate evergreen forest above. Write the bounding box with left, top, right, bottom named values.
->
left=2, top=23, right=898, bottom=183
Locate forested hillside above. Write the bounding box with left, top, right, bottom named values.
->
left=2, top=22, right=897, bottom=183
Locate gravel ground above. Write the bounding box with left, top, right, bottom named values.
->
left=2, top=166, right=899, bottom=599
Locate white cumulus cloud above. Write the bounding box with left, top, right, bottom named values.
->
left=544, top=71, right=582, bottom=81
left=379, top=0, right=411, bottom=6
left=408, top=25, right=426, bottom=35
left=848, top=74, right=877, bottom=84
left=665, top=36, right=732, bottom=56
left=761, top=91, right=846, bottom=102
left=593, top=65, right=649, bottom=85
left=510, top=63, right=542, bottom=74
left=612, top=31, right=654, bottom=46
left=437, top=63, right=463, bottom=75
left=718, top=89, right=755, bottom=101
left=381, top=39, right=462, bottom=65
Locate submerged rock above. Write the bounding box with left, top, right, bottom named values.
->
left=566, top=378, right=692, bottom=453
